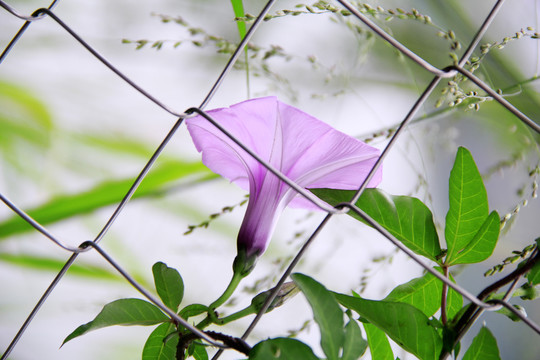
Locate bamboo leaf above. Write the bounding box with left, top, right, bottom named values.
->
left=0, top=160, right=215, bottom=238
left=0, top=253, right=120, bottom=281
left=230, top=0, right=247, bottom=40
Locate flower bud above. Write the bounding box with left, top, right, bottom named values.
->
left=251, top=282, right=299, bottom=313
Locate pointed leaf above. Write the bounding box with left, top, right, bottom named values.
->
left=191, top=343, right=209, bottom=360
left=142, top=322, right=178, bottom=360
left=342, top=319, right=367, bottom=360
left=292, top=273, right=344, bottom=360
left=335, top=294, right=442, bottom=360
left=528, top=261, right=540, bottom=285
left=445, top=147, right=489, bottom=263
left=249, top=338, right=319, bottom=360
left=384, top=271, right=441, bottom=317
left=448, top=211, right=500, bottom=265
left=179, top=304, right=208, bottom=319
left=462, top=327, right=501, bottom=360
left=496, top=304, right=527, bottom=322
left=445, top=272, right=464, bottom=321
left=383, top=268, right=463, bottom=320
left=526, top=238, right=540, bottom=285
left=364, top=323, right=393, bottom=360
left=63, top=299, right=168, bottom=344
left=311, top=188, right=442, bottom=261
left=152, top=262, right=184, bottom=311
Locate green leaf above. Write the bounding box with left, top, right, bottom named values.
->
left=517, top=283, right=540, bottom=300
left=0, top=253, right=121, bottom=282
left=292, top=273, right=344, bottom=360
left=179, top=304, right=208, bottom=319
left=527, top=239, right=540, bottom=285
left=445, top=147, right=489, bottom=264
left=0, top=80, right=54, bottom=176
left=0, top=80, right=53, bottom=149
left=462, top=327, right=501, bottom=360
left=364, top=323, right=393, bottom=360
left=335, top=293, right=442, bottom=360
left=445, top=272, right=464, bottom=321
left=142, top=322, right=178, bottom=360
left=342, top=319, right=367, bottom=360
left=77, top=133, right=161, bottom=160
left=191, top=343, right=209, bottom=360
left=527, top=262, right=540, bottom=285
left=152, top=262, right=184, bottom=311
left=311, top=188, right=442, bottom=262
left=0, top=80, right=53, bottom=130
left=63, top=298, right=169, bottom=345
left=230, top=0, right=247, bottom=40
left=249, top=338, right=319, bottom=360
left=447, top=211, right=500, bottom=265
left=383, top=268, right=463, bottom=320
left=384, top=271, right=442, bottom=317
left=0, top=160, right=215, bottom=238
left=496, top=304, right=527, bottom=322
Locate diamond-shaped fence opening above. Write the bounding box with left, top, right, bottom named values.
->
left=1, top=0, right=539, bottom=359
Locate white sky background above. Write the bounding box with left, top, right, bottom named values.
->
left=1, top=0, right=539, bottom=359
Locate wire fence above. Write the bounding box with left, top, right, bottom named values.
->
left=1, top=0, right=539, bottom=359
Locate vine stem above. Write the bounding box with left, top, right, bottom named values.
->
left=441, top=266, right=449, bottom=326
left=209, top=270, right=245, bottom=312
left=440, top=248, right=540, bottom=360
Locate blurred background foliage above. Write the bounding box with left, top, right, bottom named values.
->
left=0, top=0, right=539, bottom=359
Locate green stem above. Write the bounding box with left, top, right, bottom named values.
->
left=196, top=316, right=212, bottom=330
left=219, top=305, right=255, bottom=325
left=441, top=266, right=449, bottom=326
left=195, top=271, right=251, bottom=330
left=208, top=270, right=244, bottom=311
left=245, top=48, right=251, bottom=99
left=197, top=304, right=255, bottom=329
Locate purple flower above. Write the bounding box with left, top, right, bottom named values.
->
left=186, top=97, right=381, bottom=273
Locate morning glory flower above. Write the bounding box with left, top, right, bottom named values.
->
left=186, top=97, right=381, bottom=274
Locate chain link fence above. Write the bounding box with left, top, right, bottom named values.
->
left=1, top=0, right=539, bottom=359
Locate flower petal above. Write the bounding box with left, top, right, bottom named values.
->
left=186, top=97, right=382, bottom=260
left=186, top=97, right=282, bottom=191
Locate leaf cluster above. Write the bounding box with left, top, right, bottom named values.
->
left=62, top=146, right=539, bottom=360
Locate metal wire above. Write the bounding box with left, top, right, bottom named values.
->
left=0, top=0, right=60, bottom=62
left=1, top=0, right=539, bottom=359
left=0, top=0, right=59, bottom=21
left=79, top=241, right=228, bottom=348
left=0, top=193, right=82, bottom=253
